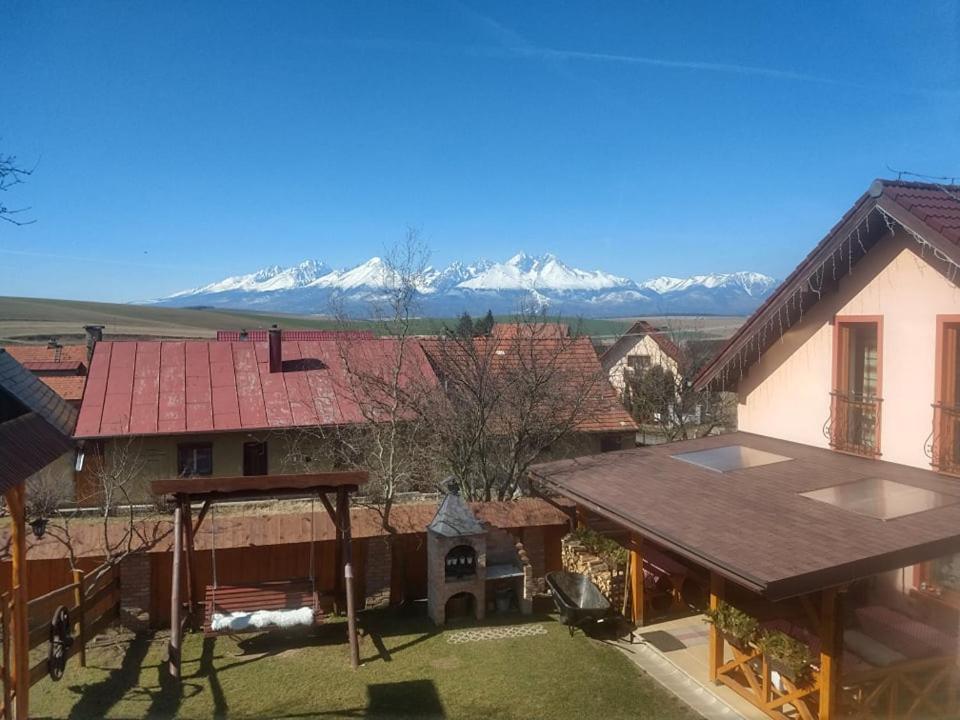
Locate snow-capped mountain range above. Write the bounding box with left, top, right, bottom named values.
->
left=153, top=253, right=777, bottom=317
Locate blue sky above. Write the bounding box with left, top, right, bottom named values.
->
left=2, top=1, right=958, bottom=303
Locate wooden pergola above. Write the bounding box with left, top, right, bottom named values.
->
left=531, top=432, right=960, bottom=720
left=0, top=350, right=80, bottom=719
left=151, top=471, right=368, bottom=676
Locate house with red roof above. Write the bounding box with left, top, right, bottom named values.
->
left=73, top=329, right=439, bottom=503
left=2, top=341, right=89, bottom=407
left=600, top=320, right=685, bottom=396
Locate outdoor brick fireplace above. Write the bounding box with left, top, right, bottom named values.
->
left=427, top=482, right=487, bottom=625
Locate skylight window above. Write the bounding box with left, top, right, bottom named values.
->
left=671, top=445, right=792, bottom=473
left=801, top=477, right=960, bottom=521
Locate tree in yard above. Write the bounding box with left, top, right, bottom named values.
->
left=25, top=436, right=164, bottom=588
left=422, top=307, right=608, bottom=501
left=288, top=228, right=443, bottom=533
left=0, top=150, right=35, bottom=226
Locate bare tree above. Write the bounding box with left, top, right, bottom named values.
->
left=423, top=305, right=608, bottom=501
left=287, top=229, right=443, bottom=532
left=29, top=438, right=161, bottom=583
left=0, top=150, right=35, bottom=226
left=622, top=321, right=735, bottom=442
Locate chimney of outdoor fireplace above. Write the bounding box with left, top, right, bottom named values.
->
left=268, top=324, right=282, bottom=373
left=83, top=325, right=104, bottom=363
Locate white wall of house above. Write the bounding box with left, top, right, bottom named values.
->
left=604, top=334, right=680, bottom=395
left=738, top=229, right=960, bottom=470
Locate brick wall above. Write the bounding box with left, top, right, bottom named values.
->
left=364, top=536, right=392, bottom=609
left=119, top=552, right=151, bottom=631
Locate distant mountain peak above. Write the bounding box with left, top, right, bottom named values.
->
left=154, top=253, right=777, bottom=318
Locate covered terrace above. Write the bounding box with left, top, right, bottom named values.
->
left=531, top=431, right=960, bottom=720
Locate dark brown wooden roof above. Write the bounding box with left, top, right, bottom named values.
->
left=530, top=432, right=960, bottom=600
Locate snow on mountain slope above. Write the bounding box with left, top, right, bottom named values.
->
left=154, top=253, right=777, bottom=317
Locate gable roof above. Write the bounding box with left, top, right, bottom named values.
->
left=38, top=376, right=87, bottom=402
left=600, top=320, right=684, bottom=369
left=0, top=350, right=78, bottom=436
left=75, top=338, right=438, bottom=439
left=695, top=179, right=960, bottom=391
left=420, top=335, right=637, bottom=434
left=2, top=344, right=88, bottom=368
left=0, top=351, right=78, bottom=493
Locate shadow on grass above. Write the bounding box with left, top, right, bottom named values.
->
left=65, top=634, right=152, bottom=720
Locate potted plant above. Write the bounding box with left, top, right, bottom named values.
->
left=757, top=630, right=813, bottom=684
left=704, top=601, right=758, bottom=650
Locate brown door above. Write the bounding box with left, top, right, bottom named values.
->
left=242, top=441, right=268, bottom=476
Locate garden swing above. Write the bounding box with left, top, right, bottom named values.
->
left=151, top=471, right=367, bottom=676
left=203, top=497, right=324, bottom=636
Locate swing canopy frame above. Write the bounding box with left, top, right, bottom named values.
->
left=151, top=470, right=368, bottom=675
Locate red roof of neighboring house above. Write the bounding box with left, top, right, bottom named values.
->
left=20, top=360, right=86, bottom=374
left=75, top=339, right=438, bottom=439
left=216, top=329, right=375, bottom=341
left=420, top=336, right=637, bottom=434
left=39, top=376, right=87, bottom=402
left=695, top=179, right=960, bottom=390
left=3, top=345, right=87, bottom=368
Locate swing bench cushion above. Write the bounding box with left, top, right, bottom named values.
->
left=203, top=580, right=326, bottom=636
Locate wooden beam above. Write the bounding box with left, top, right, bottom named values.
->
left=72, top=569, right=87, bottom=667
left=151, top=471, right=367, bottom=498
left=182, top=500, right=198, bottom=631
left=338, top=488, right=360, bottom=670
left=819, top=587, right=842, bottom=720
left=168, top=504, right=183, bottom=679
left=708, top=572, right=724, bottom=684
left=630, top=534, right=645, bottom=628
left=6, top=485, right=29, bottom=720
left=192, top=499, right=211, bottom=535
left=318, top=492, right=337, bottom=526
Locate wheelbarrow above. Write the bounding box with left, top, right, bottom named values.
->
left=545, top=570, right=614, bottom=635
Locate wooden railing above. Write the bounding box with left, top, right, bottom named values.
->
left=827, top=392, right=882, bottom=457
left=841, top=655, right=960, bottom=720
left=714, top=636, right=821, bottom=720
left=0, top=563, right=121, bottom=718
left=930, top=403, right=960, bottom=474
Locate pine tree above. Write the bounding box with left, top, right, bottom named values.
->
left=476, top=309, right=495, bottom=336
left=455, top=312, right=475, bottom=338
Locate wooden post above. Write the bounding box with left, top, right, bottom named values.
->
left=708, top=572, right=724, bottom=683
left=2, top=594, right=11, bottom=720
left=72, top=569, right=87, bottom=667
left=819, top=587, right=842, bottom=720
left=332, top=492, right=344, bottom=614
left=338, top=488, right=359, bottom=669
left=168, top=502, right=183, bottom=679
left=181, top=500, right=198, bottom=631
left=629, top=535, right=645, bottom=628
left=6, top=485, right=28, bottom=720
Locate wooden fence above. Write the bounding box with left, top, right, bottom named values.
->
left=0, top=562, right=121, bottom=718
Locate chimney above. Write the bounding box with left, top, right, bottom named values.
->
left=268, top=324, right=282, bottom=373
left=83, top=325, right=104, bottom=363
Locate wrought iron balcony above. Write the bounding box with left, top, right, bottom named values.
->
left=930, top=403, right=960, bottom=475
left=826, top=391, right=882, bottom=457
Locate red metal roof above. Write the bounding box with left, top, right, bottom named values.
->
left=75, top=339, right=438, bottom=439
left=216, top=329, right=375, bottom=341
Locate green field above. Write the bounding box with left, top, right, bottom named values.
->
left=0, top=296, right=638, bottom=343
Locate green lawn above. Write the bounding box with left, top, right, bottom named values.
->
left=31, top=611, right=698, bottom=720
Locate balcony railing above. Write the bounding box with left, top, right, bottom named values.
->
left=931, top=403, right=960, bottom=474
left=826, top=391, right=882, bottom=457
